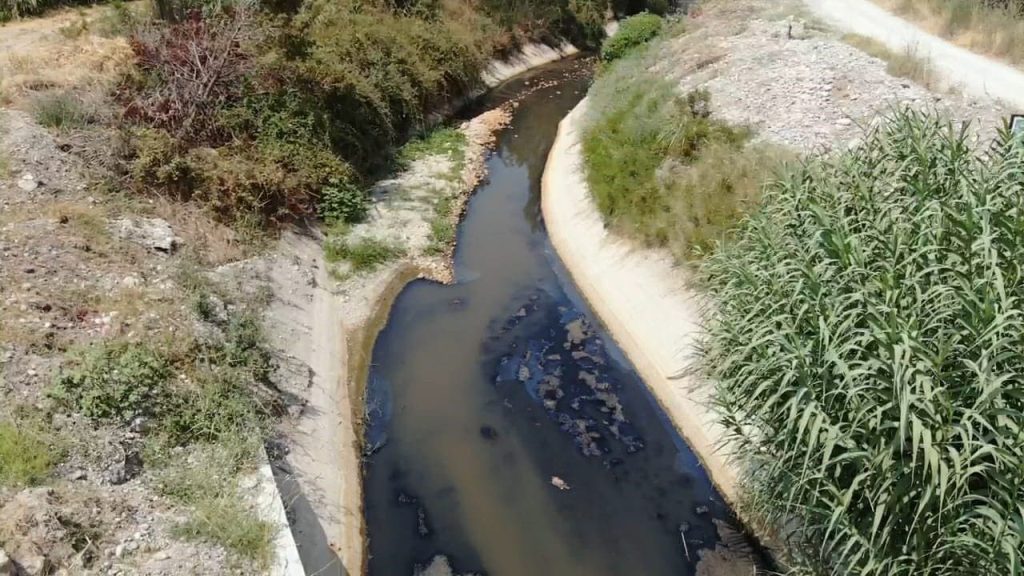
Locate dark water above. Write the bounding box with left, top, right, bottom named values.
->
left=363, top=58, right=744, bottom=576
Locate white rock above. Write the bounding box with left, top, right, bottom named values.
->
left=550, top=476, right=571, bottom=491
left=0, top=549, right=13, bottom=576
left=109, top=218, right=180, bottom=254
left=17, top=174, right=38, bottom=192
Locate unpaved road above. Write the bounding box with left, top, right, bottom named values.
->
left=804, top=0, right=1024, bottom=110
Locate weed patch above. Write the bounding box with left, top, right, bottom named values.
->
left=152, top=443, right=272, bottom=567
left=0, top=419, right=60, bottom=487
left=582, top=49, right=780, bottom=259
left=398, top=127, right=467, bottom=172
left=31, top=91, right=97, bottom=130
left=325, top=237, right=406, bottom=273
left=842, top=33, right=935, bottom=87
left=601, top=12, right=664, bottom=62
left=427, top=195, right=457, bottom=254
left=50, top=342, right=170, bottom=423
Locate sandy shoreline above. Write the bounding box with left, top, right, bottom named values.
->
left=542, top=99, right=741, bottom=505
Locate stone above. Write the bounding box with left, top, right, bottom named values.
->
left=109, top=218, right=179, bottom=254
left=837, top=117, right=853, bottom=127
left=0, top=549, right=13, bottom=576
left=550, top=476, right=570, bottom=491
left=17, top=553, right=48, bottom=576
left=17, top=174, right=39, bottom=192
left=479, top=425, right=499, bottom=440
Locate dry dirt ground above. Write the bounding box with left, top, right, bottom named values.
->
left=1, top=5, right=286, bottom=576
left=0, top=94, right=261, bottom=576
left=661, top=0, right=1008, bottom=154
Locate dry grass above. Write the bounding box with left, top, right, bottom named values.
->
left=0, top=4, right=132, bottom=109
left=151, top=198, right=251, bottom=265
left=842, top=33, right=936, bottom=88
left=877, top=0, right=1024, bottom=66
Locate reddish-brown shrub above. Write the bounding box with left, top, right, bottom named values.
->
left=120, top=10, right=262, bottom=146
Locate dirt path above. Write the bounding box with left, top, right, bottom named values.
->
left=804, top=0, right=1024, bottom=109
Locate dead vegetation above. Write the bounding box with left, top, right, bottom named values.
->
left=877, top=0, right=1024, bottom=67
left=841, top=32, right=936, bottom=88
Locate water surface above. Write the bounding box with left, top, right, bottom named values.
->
left=364, top=58, right=744, bottom=576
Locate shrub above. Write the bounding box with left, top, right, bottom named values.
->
left=701, top=110, right=1024, bottom=576
left=121, top=11, right=261, bottom=145
left=0, top=421, right=60, bottom=487
left=50, top=342, right=171, bottom=423
left=319, top=177, right=368, bottom=223
left=600, top=12, right=663, bottom=61
left=583, top=57, right=773, bottom=259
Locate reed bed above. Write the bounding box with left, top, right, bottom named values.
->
left=701, top=110, right=1024, bottom=575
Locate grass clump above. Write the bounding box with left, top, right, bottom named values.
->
left=31, top=91, right=97, bottom=130
left=398, top=127, right=467, bottom=175
left=0, top=420, right=60, bottom=487
left=600, top=12, right=664, bottom=62
left=582, top=50, right=781, bottom=259
left=325, top=237, right=406, bottom=273
left=842, top=33, right=935, bottom=87
left=701, top=110, right=1024, bottom=576
left=152, top=443, right=273, bottom=567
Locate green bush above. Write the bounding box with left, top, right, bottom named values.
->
left=319, top=177, right=368, bottom=223
left=50, top=342, right=171, bottom=423
left=701, top=110, right=1024, bottom=576
left=582, top=55, right=773, bottom=259
left=0, top=421, right=60, bottom=487
left=600, top=12, right=663, bottom=61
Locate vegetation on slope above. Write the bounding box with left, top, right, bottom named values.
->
left=116, top=0, right=674, bottom=234
left=582, top=26, right=783, bottom=260
left=601, top=11, right=663, bottom=61
left=701, top=111, right=1024, bottom=576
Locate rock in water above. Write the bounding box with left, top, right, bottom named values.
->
left=550, top=476, right=570, bottom=491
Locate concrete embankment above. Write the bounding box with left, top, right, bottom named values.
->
left=542, top=99, right=741, bottom=504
